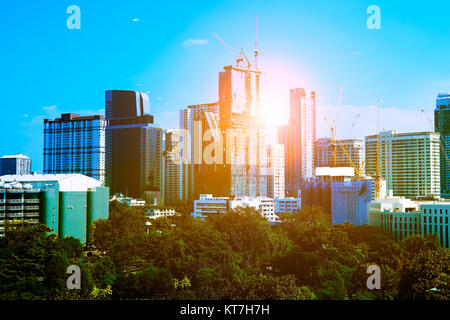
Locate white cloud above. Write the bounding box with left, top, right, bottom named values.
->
left=132, top=18, right=139, bottom=22
left=42, top=105, right=57, bottom=111
left=183, top=39, right=208, bottom=46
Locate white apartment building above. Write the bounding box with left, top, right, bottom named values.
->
left=146, top=207, right=176, bottom=220
left=192, top=194, right=279, bottom=222
left=365, top=130, right=440, bottom=199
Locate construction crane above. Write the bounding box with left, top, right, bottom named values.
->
left=324, top=85, right=344, bottom=167
left=375, top=100, right=381, bottom=199
left=421, top=109, right=450, bottom=166
left=324, top=86, right=366, bottom=176
left=213, top=33, right=244, bottom=67
left=348, top=114, right=361, bottom=137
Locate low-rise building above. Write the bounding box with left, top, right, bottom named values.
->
left=192, top=194, right=279, bottom=222
left=274, top=197, right=301, bottom=214
left=368, top=197, right=450, bottom=248
left=146, top=207, right=176, bottom=219
left=110, top=193, right=146, bottom=206
left=0, top=173, right=109, bottom=243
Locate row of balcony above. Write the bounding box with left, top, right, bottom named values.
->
left=0, top=198, right=39, bottom=203
left=1, top=205, right=40, bottom=210
left=0, top=212, right=39, bottom=218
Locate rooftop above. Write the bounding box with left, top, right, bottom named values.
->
left=1, top=153, right=30, bottom=159
left=0, top=173, right=102, bottom=192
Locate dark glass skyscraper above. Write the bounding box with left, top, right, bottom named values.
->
left=105, top=90, right=159, bottom=198
left=435, top=92, right=450, bottom=198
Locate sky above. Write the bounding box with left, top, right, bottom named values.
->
left=2, top=0, right=450, bottom=171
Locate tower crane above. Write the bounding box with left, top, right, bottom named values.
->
left=213, top=33, right=244, bottom=67
left=375, top=100, right=381, bottom=199
left=325, top=85, right=344, bottom=167
left=348, top=114, right=361, bottom=137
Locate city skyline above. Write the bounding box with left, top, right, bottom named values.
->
left=3, top=0, right=450, bottom=171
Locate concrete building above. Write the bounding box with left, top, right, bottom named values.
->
left=368, top=197, right=450, bottom=248
left=365, top=130, right=441, bottom=199
left=0, top=154, right=31, bottom=176
left=435, top=92, right=450, bottom=198
left=0, top=174, right=109, bottom=243
left=192, top=194, right=279, bottom=222
left=105, top=90, right=157, bottom=197
left=315, top=138, right=364, bottom=172
left=44, top=113, right=106, bottom=183
left=274, top=197, right=301, bottom=214
left=146, top=207, right=176, bottom=220
left=268, top=144, right=285, bottom=199
left=278, top=88, right=316, bottom=196
left=110, top=193, right=146, bottom=206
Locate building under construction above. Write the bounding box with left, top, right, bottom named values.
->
left=301, top=167, right=387, bottom=226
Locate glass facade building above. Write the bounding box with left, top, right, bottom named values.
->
left=435, top=92, right=450, bottom=198
left=44, top=114, right=106, bottom=183
left=0, top=154, right=31, bottom=176
left=105, top=90, right=158, bottom=198
left=301, top=180, right=373, bottom=226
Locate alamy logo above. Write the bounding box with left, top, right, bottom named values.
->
left=366, top=5, right=381, bottom=30
left=366, top=264, right=381, bottom=289
left=66, top=265, right=81, bottom=289
left=66, top=5, right=81, bottom=30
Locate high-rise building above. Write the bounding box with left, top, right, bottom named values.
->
left=105, top=90, right=157, bottom=197
left=191, top=64, right=269, bottom=198
left=43, top=113, right=106, bottom=182
left=141, top=125, right=163, bottom=197
left=435, top=92, right=450, bottom=198
left=267, top=144, right=285, bottom=199
left=365, top=130, right=440, bottom=199
left=315, top=138, right=364, bottom=172
left=179, top=103, right=219, bottom=201
left=162, top=129, right=184, bottom=205
left=0, top=154, right=31, bottom=176
left=278, top=88, right=316, bottom=196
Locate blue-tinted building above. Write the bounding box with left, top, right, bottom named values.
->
left=435, top=93, right=450, bottom=198
left=44, top=113, right=106, bottom=183
left=301, top=179, right=373, bottom=226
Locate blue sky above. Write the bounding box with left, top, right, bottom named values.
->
left=1, top=0, right=450, bottom=171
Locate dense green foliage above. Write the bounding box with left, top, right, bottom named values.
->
left=0, top=202, right=448, bottom=300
